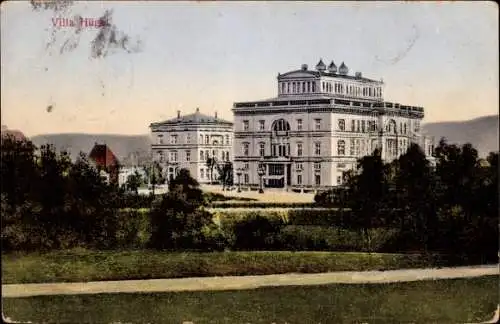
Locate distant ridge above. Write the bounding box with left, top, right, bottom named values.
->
left=422, top=115, right=498, bottom=157
left=28, top=115, right=499, bottom=164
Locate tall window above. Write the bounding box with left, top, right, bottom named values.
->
left=314, top=142, right=321, bottom=155
left=200, top=150, right=204, bottom=160
left=259, top=120, right=265, bottom=131
left=355, top=139, right=361, bottom=156
left=170, top=135, right=178, bottom=144
left=356, top=120, right=360, bottom=132
left=200, top=169, right=204, bottom=179
left=225, top=135, right=230, bottom=145
left=350, top=139, right=355, bottom=156
left=281, top=83, right=285, bottom=94
left=157, top=135, right=163, bottom=144
left=361, top=120, right=366, bottom=133
left=287, top=82, right=290, bottom=93
left=314, top=162, right=321, bottom=170
left=259, top=142, right=265, bottom=157
left=170, top=151, right=177, bottom=162
left=243, top=120, right=249, bottom=131
left=158, top=151, right=164, bottom=162
left=297, top=119, right=303, bottom=131
left=186, top=134, right=191, bottom=144
left=296, top=163, right=303, bottom=170
left=312, top=82, right=316, bottom=92
left=338, top=140, right=346, bottom=155
left=244, top=174, right=249, bottom=184
left=338, top=119, right=345, bottom=131
left=185, top=150, right=191, bottom=161
left=199, top=134, right=203, bottom=143
left=302, top=82, right=306, bottom=93
left=403, top=123, right=407, bottom=135
left=351, top=120, right=355, bottom=132
left=297, top=174, right=302, bottom=185
left=272, top=119, right=290, bottom=132
left=243, top=143, right=249, bottom=156
left=315, top=119, right=321, bottom=131
left=205, top=135, right=209, bottom=144
left=315, top=174, right=321, bottom=186
left=297, top=143, right=303, bottom=156
left=292, top=82, right=296, bottom=93
left=307, top=82, right=310, bottom=92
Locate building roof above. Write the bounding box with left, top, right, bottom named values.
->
left=1, top=125, right=27, bottom=141
left=278, top=69, right=381, bottom=83
left=150, top=108, right=233, bottom=127
left=88, top=143, right=120, bottom=168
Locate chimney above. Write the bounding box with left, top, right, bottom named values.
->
left=215, top=111, right=218, bottom=119
left=177, top=110, right=181, bottom=118
left=196, top=107, right=200, bottom=113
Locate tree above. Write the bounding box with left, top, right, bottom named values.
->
left=394, top=143, right=436, bottom=251
left=206, top=157, right=217, bottom=184
left=217, top=161, right=233, bottom=190
left=346, top=148, right=388, bottom=251
left=149, top=169, right=213, bottom=250
left=143, top=161, right=165, bottom=195
left=125, top=170, right=143, bottom=194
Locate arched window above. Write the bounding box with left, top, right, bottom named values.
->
left=272, top=119, right=291, bottom=132
left=388, top=119, right=397, bottom=134
left=338, top=140, right=346, bottom=155
left=338, top=119, right=345, bottom=131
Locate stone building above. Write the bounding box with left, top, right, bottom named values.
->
left=232, top=59, right=434, bottom=192
left=149, top=108, right=233, bottom=184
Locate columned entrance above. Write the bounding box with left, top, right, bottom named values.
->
left=264, top=163, right=291, bottom=188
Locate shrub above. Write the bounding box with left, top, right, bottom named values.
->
left=229, top=215, right=286, bottom=250
left=209, top=202, right=317, bottom=209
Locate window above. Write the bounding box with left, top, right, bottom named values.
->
left=157, top=135, right=163, bottom=144
left=200, top=169, right=204, bottom=179
left=293, top=82, right=296, bottom=93
left=307, top=82, right=310, bottom=92
left=158, top=150, right=164, bottom=162
left=297, top=119, right=303, bottom=131
left=205, top=151, right=209, bottom=161
left=338, top=119, right=345, bottom=131
left=287, top=82, right=290, bottom=93
left=243, top=120, right=249, bottom=131
left=170, top=151, right=178, bottom=162
left=259, top=120, right=265, bottom=131
left=200, top=150, right=204, bottom=160
left=415, top=121, right=420, bottom=132
left=296, top=163, right=303, bottom=170
left=185, top=150, right=191, bottom=161
left=315, top=119, right=321, bottom=131
left=199, top=134, right=203, bottom=143
left=312, top=82, right=316, bottom=92
left=297, top=174, right=302, bottom=185
left=244, top=163, right=249, bottom=170
left=314, top=162, right=321, bottom=170
left=281, top=83, right=285, bottom=94
left=403, top=123, right=407, bottom=135
left=315, top=174, right=321, bottom=186
left=244, top=174, right=249, bottom=184
left=338, top=140, right=345, bottom=155
left=351, top=120, right=355, bottom=132
left=356, top=120, right=360, bottom=132
left=243, top=143, right=249, bottom=156
left=355, top=139, right=361, bottom=156
left=350, top=139, right=355, bottom=156
left=302, top=82, right=306, bottom=93
left=225, top=135, right=230, bottom=145
left=170, top=135, right=178, bottom=144
left=337, top=176, right=342, bottom=185
left=297, top=143, right=303, bottom=156
left=273, top=119, right=290, bottom=132
left=186, top=134, right=191, bottom=144
left=314, top=142, right=321, bottom=155
left=361, top=120, right=366, bottom=133
left=259, top=142, right=265, bottom=157
left=205, top=135, right=209, bottom=144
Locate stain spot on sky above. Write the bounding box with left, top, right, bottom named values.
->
left=46, top=105, right=54, bottom=113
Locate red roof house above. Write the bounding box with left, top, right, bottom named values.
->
left=88, top=143, right=120, bottom=184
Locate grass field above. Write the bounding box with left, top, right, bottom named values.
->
left=2, top=250, right=437, bottom=284
left=3, top=276, right=497, bottom=323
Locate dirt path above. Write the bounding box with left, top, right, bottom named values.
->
left=2, top=265, right=498, bottom=298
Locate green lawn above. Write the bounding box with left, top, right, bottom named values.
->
left=3, top=276, right=497, bottom=324
left=2, top=250, right=439, bottom=284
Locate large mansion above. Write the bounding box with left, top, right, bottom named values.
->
left=232, top=59, right=434, bottom=191
left=150, top=108, right=233, bottom=184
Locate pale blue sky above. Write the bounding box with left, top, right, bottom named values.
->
left=1, top=1, right=498, bottom=136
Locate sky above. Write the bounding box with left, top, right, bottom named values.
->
left=1, top=1, right=498, bottom=136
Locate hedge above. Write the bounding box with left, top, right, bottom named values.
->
left=208, top=202, right=318, bottom=209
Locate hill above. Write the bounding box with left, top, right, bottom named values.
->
left=30, top=133, right=151, bottom=165
left=422, top=115, right=498, bottom=157
left=29, top=115, right=498, bottom=163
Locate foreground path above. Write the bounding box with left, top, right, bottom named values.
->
left=3, top=265, right=498, bottom=298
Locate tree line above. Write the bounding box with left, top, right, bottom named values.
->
left=315, top=140, right=498, bottom=263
